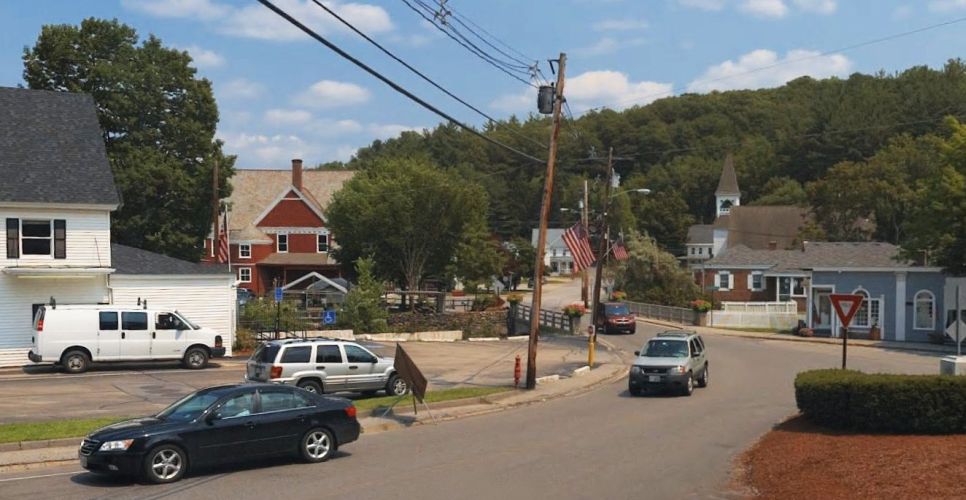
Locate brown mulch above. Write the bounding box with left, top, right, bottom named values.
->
left=737, top=415, right=966, bottom=500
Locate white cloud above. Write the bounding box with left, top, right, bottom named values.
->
left=739, top=0, right=789, bottom=18
left=367, top=123, right=423, bottom=139
left=121, top=0, right=229, bottom=20
left=687, top=49, right=852, bottom=93
left=218, top=78, right=265, bottom=99
left=306, top=119, right=365, bottom=136
left=575, top=37, right=647, bottom=56
left=930, top=0, right=966, bottom=11
left=491, top=70, right=673, bottom=114
left=678, top=0, right=726, bottom=10
left=264, top=108, right=314, bottom=126
left=592, top=18, right=649, bottom=31
left=295, top=80, right=371, bottom=108
left=792, top=0, right=836, bottom=14
left=219, top=0, right=392, bottom=41
left=219, top=132, right=312, bottom=166
left=178, top=45, right=225, bottom=69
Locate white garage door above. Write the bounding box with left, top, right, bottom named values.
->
left=109, top=275, right=236, bottom=356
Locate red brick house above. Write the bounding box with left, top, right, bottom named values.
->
left=205, top=160, right=355, bottom=296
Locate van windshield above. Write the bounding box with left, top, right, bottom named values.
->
left=175, top=311, right=200, bottom=330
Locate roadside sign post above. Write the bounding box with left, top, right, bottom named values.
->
left=274, top=282, right=282, bottom=339
left=322, top=310, right=337, bottom=326
left=830, top=293, right=864, bottom=370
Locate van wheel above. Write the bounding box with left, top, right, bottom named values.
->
left=62, top=350, right=90, bottom=374
left=298, top=380, right=323, bottom=394
left=182, top=348, right=208, bottom=370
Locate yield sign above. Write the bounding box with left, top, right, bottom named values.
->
left=830, top=293, right=864, bottom=329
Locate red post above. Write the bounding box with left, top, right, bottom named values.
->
left=514, top=355, right=522, bottom=388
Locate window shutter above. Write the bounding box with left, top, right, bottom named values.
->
left=747, top=274, right=754, bottom=291
left=5, top=218, right=18, bottom=259
left=53, top=220, right=66, bottom=259
left=714, top=273, right=721, bottom=288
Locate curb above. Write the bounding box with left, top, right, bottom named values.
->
left=0, top=437, right=79, bottom=453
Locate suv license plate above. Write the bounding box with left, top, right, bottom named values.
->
left=648, top=375, right=660, bottom=382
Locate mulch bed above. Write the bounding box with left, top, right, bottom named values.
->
left=736, top=415, right=966, bottom=499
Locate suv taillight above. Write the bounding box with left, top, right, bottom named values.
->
left=214, top=335, right=223, bottom=348
left=270, top=365, right=282, bottom=379
left=36, top=319, right=43, bottom=333
left=345, top=405, right=357, bottom=418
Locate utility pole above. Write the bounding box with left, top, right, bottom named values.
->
left=581, top=179, right=589, bottom=307
left=527, top=53, right=566, bottom=390
left=211, top=157, right=220, bottom=259
left=589, top=147, right=614, bottom=368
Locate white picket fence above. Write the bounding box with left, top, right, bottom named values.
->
left=712, top=301, right=800, bottom=329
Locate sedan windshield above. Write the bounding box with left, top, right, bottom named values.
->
left=156, top=392, right=221, bottom=422
left=642, top=340, right=689, bottom=358
left=606, top=304, right=630, bottom=315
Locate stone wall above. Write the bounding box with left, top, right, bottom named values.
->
left=387, top=310, right=508, bottom=339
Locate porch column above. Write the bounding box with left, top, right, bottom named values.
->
left=895, top=272, right=906, bottom=342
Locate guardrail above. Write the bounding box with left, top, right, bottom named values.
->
left=625, top=301, right=697, bottom=325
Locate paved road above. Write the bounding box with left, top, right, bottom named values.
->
left=0, top=321, right=941, bottom=499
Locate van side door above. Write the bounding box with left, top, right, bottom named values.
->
left=96, top=311, right=121, bottom=360
left=153, top=312, right=187, bottom=359
left=118, top=311, right=151, bottom=359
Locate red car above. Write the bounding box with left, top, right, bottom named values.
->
left=599, top=302, right=637, bottom=335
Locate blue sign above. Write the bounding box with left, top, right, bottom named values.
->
left=274, top=287, right=283, bottom=302
left=323, top=310, right=337, bottom=325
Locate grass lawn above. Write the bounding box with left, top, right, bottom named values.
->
left=354, top=386, right=512, bottom=412
left=0, top=417, right=128, bottom=444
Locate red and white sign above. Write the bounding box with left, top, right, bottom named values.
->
left=830, top=293, right=864, bottom=328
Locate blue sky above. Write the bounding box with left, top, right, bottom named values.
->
left=2, top=0, right=966, bottom=168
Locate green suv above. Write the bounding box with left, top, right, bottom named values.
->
left=628, top=331, right=708, bottom=396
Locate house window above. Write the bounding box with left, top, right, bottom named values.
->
left=239, top=267, right=252, bottom=283
left=239, top=244, right=251, bottom=259
left=277, top=234, right=288, bottom=253
left=779, top=277, right=807, bottom=299
left=717, top=271, right=732, bottom=291
left=792, top=278, right=806, bottom=297
left=689, top=247, right=695, bottom=255
left=21, top=220, right=53, bottom=256
left=751, top=272, right=763, bottom=291
left=914, top=290, right=935, bottom=330
left=317, top=234, right=328, bottom=253
left=852, top=290, right=881, bottom=328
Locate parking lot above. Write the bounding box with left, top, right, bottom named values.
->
left=0, top=337, right=603, bottom=423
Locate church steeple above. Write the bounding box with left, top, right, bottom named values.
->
left=715, top=154, right=740, bottom=218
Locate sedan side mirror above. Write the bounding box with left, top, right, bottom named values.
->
left=205, top=411, right=220, bottom=424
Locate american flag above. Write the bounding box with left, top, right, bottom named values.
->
left=562, top=223, right=596, bottom=272
left=612, top=240, right=629, bottom=261
left=216, top=212, right=229, bottom=263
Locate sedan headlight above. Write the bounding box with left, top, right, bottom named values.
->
left=670, top=366, right=687, bottom=374
left=99, top=439, right=134, bottom=452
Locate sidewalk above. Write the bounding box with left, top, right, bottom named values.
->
left=641, top=318, right=960, bottom=355
left=0, top=337, right=626, bottom=470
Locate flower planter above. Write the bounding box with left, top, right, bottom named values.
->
left=694, top=312, right=709, bottom=326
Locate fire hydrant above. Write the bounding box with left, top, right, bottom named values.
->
left=513, top=355, right=522, bottom=387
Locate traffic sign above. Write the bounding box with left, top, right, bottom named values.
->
left=322, top=310, right=337, bottom=325
left=274, top=287, right=283, bottom=302
left=830, top=293, right=863, bottom=328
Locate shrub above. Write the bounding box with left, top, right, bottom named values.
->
left=689, top=299, right=712, bottom=312
left=795, top=369, right=966, bottom=434
left=610, top=291, right=627, bottom=301
left=506, top=293, right=524, bottom=304
left=233, top=328, right=256, bottom=352
left=562, top=303, right=587, bottom=318
left=471, top=294, right=504, bottom=311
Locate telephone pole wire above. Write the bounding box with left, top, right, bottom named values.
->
left=581, top=179, right=590, bottom=307
left=527, top=53, right=567, bottom=390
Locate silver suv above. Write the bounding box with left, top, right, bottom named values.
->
left=245, top=338, right=408, bottom=397
left=628, top=331, right=708, bottom=396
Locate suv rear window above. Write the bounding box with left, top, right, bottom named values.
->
left=280, top=346, right=311, bottom=363
left=252, top=344, right=281, bottom=363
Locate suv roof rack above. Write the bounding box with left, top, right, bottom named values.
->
left=654, top=331, right=694, bottom=338
left=278, top=337, right=349, bottom=345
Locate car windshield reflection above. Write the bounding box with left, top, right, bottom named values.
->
left=642, top=340, right=688, bottom=358
left=156, top=392, right=221, bottom=422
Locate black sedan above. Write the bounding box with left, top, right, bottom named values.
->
left=79, top=384, right=360, bottom=483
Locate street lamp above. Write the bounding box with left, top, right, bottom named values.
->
left=611, top=188, right=651, bottom=198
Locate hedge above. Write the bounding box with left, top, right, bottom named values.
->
left=795, top=369, right=966, bottom=434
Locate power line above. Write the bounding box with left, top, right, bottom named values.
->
left=307, top=0, right=547, bottom=151
left=440, top=2, right=537, bottom=69
left=580, top=15, right=966, bottom=115
left=401, top=0, right=538, bottom=88
left=256, top=0, right=545, bottom=165
left=415, top=0, right=532, bottom=72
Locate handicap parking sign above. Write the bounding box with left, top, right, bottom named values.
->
left=323, top=310, right=337, bottom=325
left=274, top=287, right=283, bottom=302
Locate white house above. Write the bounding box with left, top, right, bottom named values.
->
left=0, top=87, right=234, bottom=366
left=531, top=228, right=574, bottom=275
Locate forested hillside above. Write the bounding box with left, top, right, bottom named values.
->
left=320, top=59, right=966, bottom=272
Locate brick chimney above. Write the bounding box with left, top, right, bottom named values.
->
left=768, top=240, right=777, bottom=251
left=291, top=159, right=303, bottom=191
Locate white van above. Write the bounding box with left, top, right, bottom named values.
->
left=27, top=303, right=226, bottom=374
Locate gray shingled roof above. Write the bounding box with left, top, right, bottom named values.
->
left=112, top=244, right=230, bottom=275
left=704, top=242, right=910, bottom=271
left=687, top=224, right=713, bottom=245
left=715, top=154, right=740, bottom=196
left=0, top=87, right=119, bottom=206
left=723, top=205, right=811, bottom=250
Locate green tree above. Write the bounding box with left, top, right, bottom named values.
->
left=751, top=177, right=808, bottom=206
left=23, top=18, right=233, bottom=260
left=340, top=257, right=389, bottom=334
left=611, top=230, right=702, bottom=307
left=451, top=223, right=506, bottom=291
left=326, top=157, right=491, bottom=290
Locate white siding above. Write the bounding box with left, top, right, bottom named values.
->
left=109, top=276, right=236, bottom=356
left=0, top=273, right=109, bottom=354
left=0, top=208, right=112, bottom=267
